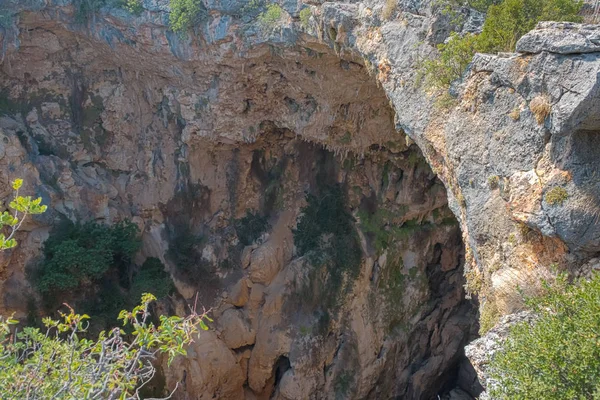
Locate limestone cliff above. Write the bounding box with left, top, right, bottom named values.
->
left=1, top=0, right=599, bottom=398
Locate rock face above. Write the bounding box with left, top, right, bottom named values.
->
left=1, top=0, right=600, bottom=398
left=465, top=312, right=536, bottom=398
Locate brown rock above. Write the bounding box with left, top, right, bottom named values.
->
left=228, top=277, right=251, bottom=307
left=219, top=308, right=256, bottom=349
left=165, top=331, right=244, bottom=399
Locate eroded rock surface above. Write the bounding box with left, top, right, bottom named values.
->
left=1, top=0, right=600, bottom=398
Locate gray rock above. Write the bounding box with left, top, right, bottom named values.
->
left=465, top=312, right=536, bottom=396
left=517, top=22, right=600, bottom=54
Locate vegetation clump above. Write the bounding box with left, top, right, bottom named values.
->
left=124, top=0, right=143, bottom=14
left=299, top=7, right=312, bottom=29
left=0, top=179, right=210, bottom=399
left=0, top=294, right=211, bottom=399
left=529, top=94, right=552, bottom=124
left=489, top=274, right=600, bottom=399
left=258, top=3, right=285, bottom=30
left=422, top=0, right=582, bottom=92
left=234, top=211, right=269, bottom=246
left=129, top=257, right=176, bottom=305
left=488, top=175, right=499, bottom=189
left=382, top=0, right=397, bottom=20
left=169, top=0, right=206, bottom=34
left=544, top=186, right=568, bottom=206
left=0, top=179, right=47, bottom=251
left=36, top=220, right=141, bottom=294
left=422, top=32, right=479, bottom=91
left=293, top=186, right=362, bottom=312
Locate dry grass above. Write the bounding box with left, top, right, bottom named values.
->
left=382, top=0, right=397, bottom=20
left=377, top=58, right=392, bottom=82
left=509, top=107, right=520, bottom=121
left=478, top=266, right=556, bottom=335
left=363, top=57, right=376, bottom=77
left=465, top=267, right=484, bottom=296
left=529, top=95, right=551, bottom=125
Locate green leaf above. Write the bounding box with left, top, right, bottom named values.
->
left=199, top=320, right=208, bottom=331
left=11, top=179, right=23, bottom=190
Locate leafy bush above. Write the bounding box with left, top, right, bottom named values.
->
left=0, top=181, right=210, bottom=400
left=477, top=0, right=582, bottom=53
left=0, top=294, right=211, bottom=399
left=1, top=179, right=47, bottom=251
left=489, top=274, right=600, bottom=399
left=293, top=186, right=362, bottom=312
left=130, top=257, right=176, bottom=305
left=234, top=211, right=269, bottom=246
left=36, top=220, right=140, bottom=294
left=169, top=0, right=206, bottom=34
left=258, top=3, right=284, bottom=30
left=124, top=0, right=143, bottom=14
left=422, top=32, right=479, bottom=91
left=299, top=7, right=312, bottom=28
left=422, top=0, right=583, bottom=91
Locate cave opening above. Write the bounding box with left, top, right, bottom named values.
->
left=0, top=15, right=479, bottom=400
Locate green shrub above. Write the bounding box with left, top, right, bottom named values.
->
left=466, top=0, right=503, bottom=12
left=166, top=226, right=214, bottom=285
left=234, top=211, right=269, bottom=246
left=124, top=0, right=143, bottom=14
left=299, top=7, right=311, bottom=28
left=477, top=0, right=582, bottom=53
left=422, top=32, right=479, bottom=91
left=489, top=274, right=600, bottom=399
left=488, top=175, right=499, bottom=189
left=293, top=186, right=362, bottom=313
left=479, top=299, right=500, bottom=334
left=36, top=220, right=140, bottom=294
left=129, top=257, right=175, bottom=304
left=0, top=294, right=211, bottom=399
left=422, top=0, right=583, bottom=91
left=169, top=0, right=206, bottom=33
left=1, top=179, right=47, bottom=251
left=258, top=3, right=284, bottom=30
left=0, top=183, right=210, bottom=400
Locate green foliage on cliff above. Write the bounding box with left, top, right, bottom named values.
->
left=36, top=220, right=141, bottom=294
left=0, top=294, right=211, bottom=400
left=1, top=179, right=47, bottom=251
left=0, top=180, right=210, bottom=400
left=477, top=0, right=582, bottom=53
left=124, top=0, right=143, bottom=14
left=294, top=186, right=362, bottom=312
left=423, top=0, right=583, bottom=91
left=129, top=257, right=176, bottom=304
left=489, top=274, right=600, bottom=399
left=169, top=0, right=206, bottom=34
left=299, top=7, right=312, bottom=28
left=422, top=32, right=480, bottom=91
left=258, top=3, right=284, bottom=30
left=234, top=211, right=269, bottom=246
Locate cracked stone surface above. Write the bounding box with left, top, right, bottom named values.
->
left=1, top=0, right=600, bottom=398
